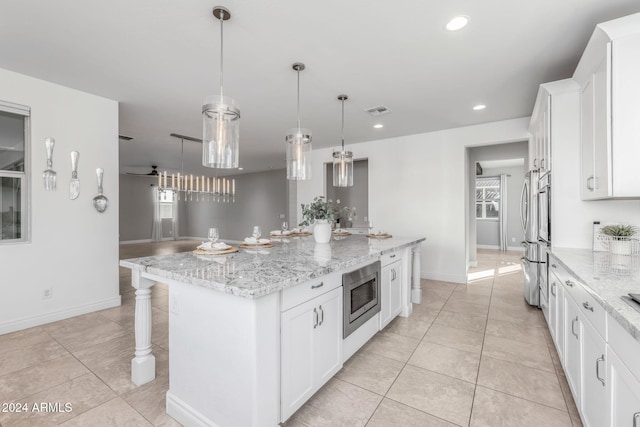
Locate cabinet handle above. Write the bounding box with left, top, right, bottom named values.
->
left=587, top=175, right=597, bottom=191
left=390, top=254, right=396, bottom=258
left=551, top=264, right=557, bottom=269
left=319, top=305, right=324, bottom=326
left=313, top=308, right=318, bottom=329
left=540, top=158, right=545, bottom=169
left=582, top=302, right=594, bottom=312
left=551, top=283, right=556, bottom=297
left=533, top=158, right=538, bottom=168
left=565, top=280, right=575, bottom=288
left=571, top=316, right=579, bottom=339
left=633, top=412, right=640, bottom=427
left=392, top=269, right=396, bottom=280
left=596, top=355, right=605, bottom=386
left=311, top=282, right=324, bottom=290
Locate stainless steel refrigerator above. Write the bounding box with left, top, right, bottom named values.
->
left=520, top=170, right=540, bottom=306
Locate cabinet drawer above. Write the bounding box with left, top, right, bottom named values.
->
left=550, top=257, right=607, bottom=338
left=380, top=251, right=401, bottom=267
left=564, top=278, right=606, bottom=339
left=281, top=272, right=341, bottom=312
left=608, top=312, right=640, bottom=383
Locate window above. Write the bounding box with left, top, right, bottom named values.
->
left=476, top=177, right=500, bottom=220
left=0, top=101, right=29, bottom=242
left=159, top=190, right=174, bottom=219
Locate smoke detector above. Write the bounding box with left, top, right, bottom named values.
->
left=364, top=105, right=392, bottom=116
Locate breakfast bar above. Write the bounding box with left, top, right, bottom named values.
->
left=120, top=235, right=425, bottom=426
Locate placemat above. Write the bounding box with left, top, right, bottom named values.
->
left=239, top=242, right=276, bottom=249
left=366, top=233, right=393, bottom=239
left=193, top=247, right=239, bottom=255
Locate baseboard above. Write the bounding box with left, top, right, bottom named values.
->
left=166, top=390, right=219, bottom=427
left=468, top=261, right=478, bottom=268
left=420, top=271, right=467, bottom=284
left=119, top=239, right=152, bottom=244
left=477, top=244, right=525, bottom=252
left=0, top=295, right=122, bottom=335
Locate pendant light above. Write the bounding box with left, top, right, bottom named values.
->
left=333, top=95, right=353, bottom=187
left=202, top=6, right=240, bottom=169
left=286, top=62, right=312, bottom=180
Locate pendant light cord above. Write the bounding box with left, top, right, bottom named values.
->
left=296, top=68, right=301, bottom=131
left=219, top=15, right=224, bottom=98
left=341, top=98, right=345, bottom=150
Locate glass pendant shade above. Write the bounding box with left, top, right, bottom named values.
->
left=332, top=149, right=353, bottom=187
left=286, top=128, right=312, bottom=180
left=202, top=95, right=240, bottom=168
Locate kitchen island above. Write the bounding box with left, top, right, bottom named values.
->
left=120, top=235, right=425, bottom=426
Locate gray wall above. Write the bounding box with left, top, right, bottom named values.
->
left=119, top=174, right=156, bottom=241
left=182, top=169, right=287, bottom=241
left=468, top=141, right=528, bottom=262
left=476, top=166, right=526, bottom=248
left=325, top=159, right=368, bottom=227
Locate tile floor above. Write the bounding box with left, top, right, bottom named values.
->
left=0, top=245, right=581, bottom=427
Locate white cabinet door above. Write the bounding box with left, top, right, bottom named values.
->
left=281, top=287, right=343, bottom=421
left=564, top=294, right=582, bottom=404
left=580, top=317, right=608, bottom=427
left=389, top=263, right=403, bottom=321
left=581, top=77, right=596, bottom=200
left=554, top=281, right=565, bottom=364
left=281, top=297, right=317, bottom=420
left=591, top=54, right=611, bottom=199
left=314, top=287, right=343, bottom=385
left=380, top=260, right=402, bottom=329
left=608, top=348, right=640, bottom=427
left=548, top=277, right=557, bottom=342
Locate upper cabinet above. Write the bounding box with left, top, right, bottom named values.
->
left=574, top=13, right=640, bottom=200
left=528, top=80, right=580, bottom=175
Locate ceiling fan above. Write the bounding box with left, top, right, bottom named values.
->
left=125, top=165, right=159, bottom=176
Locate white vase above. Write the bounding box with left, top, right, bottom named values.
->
left=313, top=220, right=331, bottom=243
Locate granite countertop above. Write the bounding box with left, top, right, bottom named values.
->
left=550, top=248, right=640, bottom=343
left=120, top=235, right=425, bottom=299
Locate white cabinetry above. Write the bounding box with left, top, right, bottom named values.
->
left=564, top=292, right=582, bottom=403
left=529, top=88, right=550, bottom=173
left=574, top=14, right=640, bottom=199
left=580, top=316, right=608, bottom=427
left=380, top=258, right=402, bottom=329
left=608, top=349, right=640, bottom=427
left=548, top=268, right=564, bottom=363
left=281, top=284, right=343, bottom=421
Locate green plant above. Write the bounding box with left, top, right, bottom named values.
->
left=601, top=224, right=638, bottom=237
left=299, top=196, right=335, bottom=226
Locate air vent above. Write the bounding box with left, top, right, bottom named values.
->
left=119, top=134, right=134, bottom=141
left=364, top=105, right=391, bottom=116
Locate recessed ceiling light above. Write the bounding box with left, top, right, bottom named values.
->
left=473, top=104, right=486, bottom=111
left=373, top=124, right=384, bottom=129
left=238, top=167, right=244, bottom=170
left=446, top=15, right=470, bottom=31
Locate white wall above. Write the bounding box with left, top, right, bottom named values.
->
left=0, top=68, right=120, bottom=334
left=298, top=118, right=531, bottom=284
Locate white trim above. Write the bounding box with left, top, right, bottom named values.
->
left=468, top=261, right=478, bottom=268
left=166, top=387, right=221, bottom=427
left=0, top=296, right=121, bottom=335
left=420, top=271, right=466, bottom=284
left=120, top=239, right=153, bottom=244
left=477, top=244, right=525, bottom=252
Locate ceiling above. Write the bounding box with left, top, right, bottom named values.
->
left=1, top=1, right=639, bottom=177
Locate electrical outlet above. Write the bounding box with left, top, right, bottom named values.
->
left=43, top=288, right=52, bottom=299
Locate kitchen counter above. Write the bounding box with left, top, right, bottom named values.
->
left=120, top=235, right=425, bottom=298
left=550, top=248, right=640, bottom=343
left=119, top=234, right=424, bottom=426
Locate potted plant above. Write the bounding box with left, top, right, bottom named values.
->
left=601, top=224, right=638, bottom=255
left=300, top=196, right=335, bottom=243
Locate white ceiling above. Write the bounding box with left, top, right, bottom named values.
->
left=1, top=1, right=639, bottom=177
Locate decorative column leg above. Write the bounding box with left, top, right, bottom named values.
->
left=131, top=271, right=156, bottom=386
left=411, top=244, right=422, bottom=304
